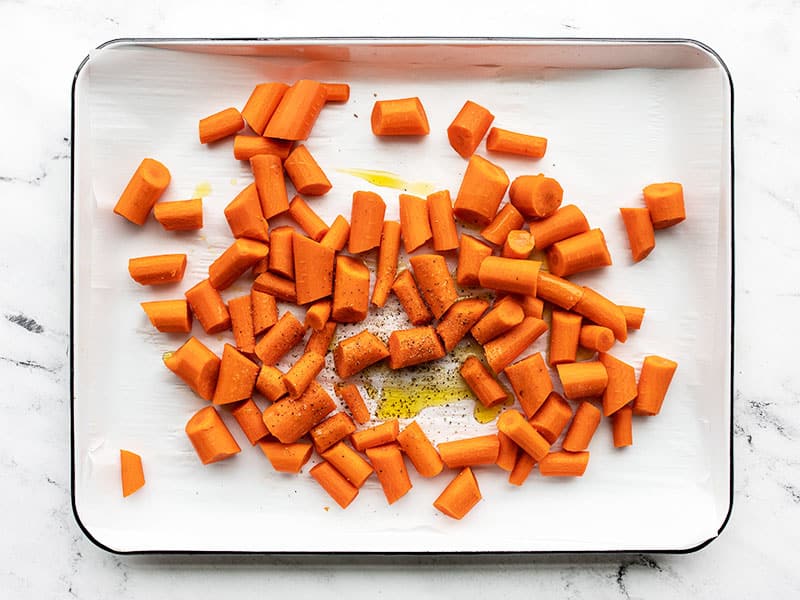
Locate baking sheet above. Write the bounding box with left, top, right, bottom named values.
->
left=71, top=39, right=732, bottom=553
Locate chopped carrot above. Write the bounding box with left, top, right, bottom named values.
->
left=643, top=182, right=685, bottom=229
left=334, top=382, right=370, bottom=425
left=305, top=320, right=337, bottom=356
left=264, top=79, right=327, bottom=141
left=283, top=351, right=325, bottom=398
left=184, top=279, right=231, bottom=334
left=228, top=294, right=255, bottom=354
left=387, top=326, right=446, bottom=369
left=496, top=432, right=519, bottom=472
left=508, top=451, right=536, bottom=486
left=120, top=449, right=145, bottom=497
left=536, top=271, right=584, bottom=310
left=209, top=238, right=269, bottom=290
left=396, top=421, right=444, bottom=478
left=633, top=355, right=678, bottom=416
left=447, top=100, right=494, bottom=158
left=332, top=255, right=370, bottom=322
left=268, top=226, right=295, bottom=280
left=321, top=82, right=351, bottom=102
left=232, top=135, right=293, bottom=161
left=547, top=229, right=612, bottom=278
left=224, top=183, right=269, bottom=242
left=320, top=215, right=351, bottom=252
left=310, top=461, right=359, bottom=508
left=478, top=256, right=541, bottom=296
left=460, top=355, right=508, bottom=408
left=185, top=406, right=241, bottom=465
left=527, top=204, right=589, bottom=249
left=254, top=311, right=306, bottom=365
left=284, top=145, right=332, bottom=196
left=598, top=352, right=637, bottom=416
left=620, top=207, right=655, bottom=262
left=399, top=193, right=433, bottom=253
left=516, top=294, right=544, bottom=319
left=113, top=158, right=171, bottom=226
left=435, top=298, right=490, bottom=352
left=579, top=325, right=615, bottom=353
left=305, top=299, right=331, bottom=331
left=129, top=254, right=187, bottom=286
left=371, top=220, right=402, bottom=307
left=573, top=286, right=628, bottom=342
left=198, top=107, right=245, bottom=143
left=140, top=299, right=192, bottom=333
left=509, top=174, right=563, bottom=219
left=371, top=97, right=430, bottom=136
left=612, top=404, right=633, bottom=448
left=333, top=330, right=390, bottom=378
left=310, top=412, right=357, bottom=454
left=153, top=198, right=203, bottom=231
left=409, top=254, right=458, bottom=319
left=259, top=441, right=313, bottom=473
left=504, top=352, right=553, bottom=418
left=252, top=271, right=297, bottom=303
left=434, top=467, right=482, bottom=519
left=212, top=344, right=260, bottom=405
left=351, top=419, right=400, bottom=451
left=556, top=361, right=608, bottom=400
left=549, top=310, right=582, bottom=365
left=456, top=234, right=493, bottom=287
left=486, top=127, right=547, bottom=159
left=321, top=442, right=374, bottom=487
left=480, top=203, right=525, bottom=246
left=231, top=398, right=270, bottom=445
left=426, top=190, right=459, bottom=251
left=365, top=443, right=413, bottom=504
left=255, top=365, right=288, bottom=402
left=163, top=337, right=220, bottom=401
left=497, top=409, right=550, bottom=461
left=471, top=297, right=524, bottom=345
left=438, top=435, right=500, bottom=468
left=502, top=230, right=535, bottom=260
left=288, top=195, right=330, bottom=241
left=539, top=451, right=589, bottom=476
left=251, top=153, right=289, bottom=219
left=241, top=82, right=288, bottom=135
left=293, top=233, right=335, bottom=305
left=453, top=154, right=510, bottom=226
left=562, top=401, right=602, bottom=451
left=530, top=391, right=573, bottom=444
left=262, top=381, right=336, bottom=443
left=483, top=316, right=548, bottom=374
left=251, top=290, right=278, bottom=335
left=348, top=191, right=386, bottom=254
left=391, top=269, right=433, bottom=326
left=621, top=305, right=646, bottom=330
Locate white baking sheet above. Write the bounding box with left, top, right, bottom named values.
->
left=72, top=39, right=732, bottom=553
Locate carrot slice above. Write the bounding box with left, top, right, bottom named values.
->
left=527, top=204, right=589, bottom=249
left=480, top=203, right=524, bottom=246
left=549, top=310, right=582, bottom=365
left=434, top=467, right=482, bottom=519
left=409, top=254, right=458, bottom=319
left=185, top=406, right=241, bottom=465
left=459, top=355, right=508, bottom=408
left=185, top=279, right=230, bottom=334
left=251, top=290, right=278, bottom=335
left=502, top=230, right=535, bottom=260
left=643, top=182, right=685, bottom=229
left=140, top=299, right=192, bottom=333
left=262, top=381, right=336, bottom=443
left=209, top=238, right=269, bottom=290
left=387, top=326, right=446, bottom=369
left=365, top=443, right=413, bottom=504
left=320, top=215, right=351, bottom=252
left=348, top=191, right=386, bottom=254
left=333, top=330, right=390, bottom=378
left=547, top=229, right=612, bottom=278
left=621, top=305, right=646, bottom=330
left=259, top=441, right=313, bottom=473
left=228, top=294, right=255, bottom=354
left=579, top=325, right=615, bottom=353
left=483, top=316, right=548, bottom=374
left=447, top=100, right=494, bottom=158
left=426, top=190, right=459, bottom=251
left=334, top=383, right=370, bottom=425
left=198, top=107, right=244, bottom=143
left=562, top=401, right=602, bottom=451
left=530, top=391, right=573, bottom=444
left=371, top=221, right=402, bottom=307
left=113, top=158, right=171, bottom=226
left=153, top=199, right=203, bottom=231
left=120, top=449, right=145, bottom=497
left=497, top=409, right=550, bottom=461
left=438, top=435, right=500, bottom=468
left=163, top=337, right=220, bottom=401
left=453, top=155, right=510, bottom=226
left=224, top=183, right=269, bottom=242
left=332, top=255, right=370, bottom=323
left=212, top=344, right=260, bottom=405
left=232, top=135, right=293, bottom=161
left=241, top=82, right=288, bottom=135
left=288, top=195, right=329, bottom=241
left=620, top=207, right=656, bottom=261
left=129, top=254, right=187, bottom=286
left=321, top=82, right=350, bottom=102
left=397, top=421, right=444, bottom=478
left=612, top=404, right=633, bottom=447
left=293, top=233, right=335, bottom=305
left=284, top=145, right=332, bottom=196
left=391, top=269, right=433, bottom=326
left=283, top=351, right=325, bottom=399
left=478, top=256, right=541, bottom=296
left=371, top=97, right=430, bottom=136
left=633, top=355, right=678, bottom=416
left=251, top=153, right=289, bottom=219
left=435, top=298, right=490, bottom=352
left=310, top=412, right=357, bottom=454
left=254, top=311, right=305, bottom=366
left=231, top=399, right=269, bottom=445
left=486, top=127, right=547, bottom=159
left=310, top=461, right=359, bottom=508
left=305, top=300, right=331, bottom=331
left=264, top=79, right=327, bottom=141
left=556, top=361, right=608, bottom=400
left=539, top=451, right=590, bottom=476
left=456, top=234, right=493, bottom=287
left=350, top=419, right=400, bottom=452
left=399, top=193, right=433, bottom=253
left=255, top=365, right=288, bottom=402
left=471, top=297, right=524, bottom=345
left=509, top=174, right=563, bottom=219
left=504, top=352, right=553, bottom=418
left=320, top=442, right=374, bottom=487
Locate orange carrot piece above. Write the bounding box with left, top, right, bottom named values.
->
left=251, top=153, right=289, bottom=219
left=267, top=226, right=295, bottom=280
left=530, top=391, right=572, bottom=444
left=212, top=344, right=259, bottom=405
left=163, top=337, right=220, bottom=401
left=434, top=467, right=482, bottom=519
left=460, top=355, right=508, bottom=408
left=224, top=183, right=269, bottom=242
left=396, top=421, right=444, bottom=478
left=264, top=79, right=327, bottom=141
left=580, top=325, right=615, bottom=353
left=496, top=432, right=519, bottom=472
left=612, top=404, right=633, bottom=447
left=371, top=97, right=430, bottom=136
left=502, top=230, right=535, bottom=260
left=453, top=155, right=510, bottom=226
left=259, top=440, right=313, bottom=473
left=438, top=435, right=500, bottom=468
left=399, top=193, right=433, bottom=253
left=426, top=190, right=459, bottom=251
left=456, top=234, right=493, bottom=287
left=549, top=310, right=582, bottom=365
left=516, top=294, right=544, bottom=319
left=447, top=100, right=494, bottom=158
left=153, top=199, right=203, bottom=231
left=129, top=254, right=186, bottom=286
left=556, top=361, right=608, bottom=400
left=288, top=195, right=329, bottom=241
left=120, top=449, right=145, bottom=497
left=620, top=207, right=656, bottom=262
left=185, top=279, right=230, bottom=334
left=284, top=145, right=332, bottom=196
left=548, top=229, right=612, bottom=278
left=254, top=311, right=306, bottom=366
left=209, top=238, right=269, bottom=290
left=409, top=254, right=458, bottom=319
left=621, top=305, right=646, bottom=330
left=252, top=271, right=297, bottom=303
left=599, top=352, right=637, bottom=416
left=371, top=220, right=402, bottom=307
left=562, top=401, right=602, bottom=451
left=228, top=295, right=255, bottom=354
left=527, top=204, right=590, bottom=249
left=305, top=320, right=337, bottom=356
left=497, top=409, right=551, bottom=461
left=321, top=82, right=350, bottom=102
left=484, top=316, right=548, bottom=374
left=310, top=461, right=359, bottom=508
left=332, top=255, right=370, bottom=323
left=232, top=135, right=293, bottom=161
left=539, top=451, right=590, bottom=476
left=435, top=298, right=490, bottom=352
left=241, top=82, right=289, bottom=135
left=113, top=158, right=171, bottom=226
left=509, top=174, right=563, bottom=219
left=293, top=233, right=335, bottom=305
left=574, top=286, right=627, bottom=342
left=185, top=406, right=241, bottom=464
left=333, top=330, right=390, bottom=378
left=348, top=191, right=386, bottom=254
left=255, top=365, right=288, bottom=402
left=305, top=299, right=331, bottom=331
left=508, top=451, right=537, bottom=486
left=262, top=381, right=336, bottom=443
left=478, top=256, right=541, bottom=296
left=486, top=127, right=547, bottom=159
left=251, top=290, right=278, bottom=335
left=365, top=443, right=413, bottom=504
left=643, top=182, right=685, bottom=229
left=634, top=355, right=678, bottom=416
left=140, top=299, right=192, bottom=333
left=504, top=352, right=553, bottom=418
left=310, top=412, right=357, bottom=454
left=536, top=271, right=584, bottom=310
left=471, top=298, right=524, bottom=345
left=391, top=269, right=433, bottom=326
left=387, top=326, right=446, bottom=370
left=283, top=351, right=325, bottom=399
left=350, top=419, right=400, bottom=452
left=231, top=399, right=270, bottom=445
left=320, top=215, right=351, bottom=252
left=321, top=442, right=374, bottom=487
left=480, top=203, right=525, bottom=246
left=198, top=107, right=244, bottom=144
left=334, top=383, right=370, bottom=425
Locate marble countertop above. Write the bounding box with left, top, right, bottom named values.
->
left=2, top=0, right=798, bottom=597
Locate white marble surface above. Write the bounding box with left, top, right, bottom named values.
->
left=0, top=0, right=797, bottom=597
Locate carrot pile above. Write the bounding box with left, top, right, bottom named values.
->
left=112, top=81, right=683, bottom=521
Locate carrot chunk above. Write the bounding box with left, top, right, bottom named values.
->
left=251, top=290, right=278, bottom=335
left=426, top=190, right=459, bottom=251
left=527, top=204, right=589, bottom=249
left=120, top=449, right=145, bottom=497
left=284, top=145, right=332, bottom=196
left=399, top=193, right=433, bottom=253
left=264, top=79, right=327, bottom=141
left=241, top=82, right=288, bottom=135
left=612, top=405, right=633, bottom=447
left=409, top=254, right=458, bottom=319
left=539, top=451, right=590, bottom=476
left=478, top=256, right=541, bottom=296
left=350, top=419, right=400, bottom=452
left=562, top=401, right=602, bottom=451
left=579, top=325, right=615, bottom=353
left=333, top=330, right=390, bottom=378
left=185, top=406, right=241, bottom=465
left=471, top=297, right=524, bottom=345
left=397, top=421, right=444, bottom=478
left=530, top=391, right=573, bottom=444
left=447, top=100, right=494, bottom=158
left=332, top=255, right=370, bottom=323
left=371, top=97, right=430, bottom=136
left=129, top=254, right=186, bottom=286
left=547, top=229, right=612, bottom=278
left=310, top=461, right=359, bottom=508
left=212, top=344, right=260, bottom=405
left=231, top=399, right=269, bottom=445
left=334, top=383, right=370, bottom=425
left=620, top=207, right=656, bottom=261
left=163, top=337, right=220, bottom=401
left=486, top=127, right=547, bottom=159
left=387, top=326, right=446, bottom=369
left=321, top=442, right=374, bottom=487
left=293, top=233, right=335, bottom=305
left=480, top=203, right=525, bottom=246
left=643, top=182, right=685, bottom=229
left=140, top=299, right=192, bottom=333
left=259, top=441, right=313, bottom=473
left=154, top=199, right=203, bottom=231
left=549, top=310, right=582, bottom=365
left=459, top=355, right=508, bottom=408
left=320, top=215, right=351, bottom=252
left=509, top=174, right=563, bottom=219
left=483, top=316, right=548, bottom=374
left=254, top=311, right=305, bottom=366
left=262, top=381, right=336, bottom=444
left=453, top=155, right=510, bottom=226
left=198, top=107, right=244, bottom=143
left=456, top=234, right=493, bottom=287
left=391, top=269, right=433, bottom=326
left=504, top=352, right=553, bottom=418
left=497, top=409, right=550, bottom=461
left=348, top=191, right=386, bottom=254
left=288, top=195, right=330, bottom=241
left=435, top=298, right=490, bottom=352
left=310, top=412, right=357, bottom=454
left=113, top=158, right=171, bottom=226
left=365, top=443, right=413, bottom=504
left=228, top=294, right=255, bottom=354
left=251, top=153, right=289, bottom=219
left=208, top=238, right=269, bottom=290
left=438, top=435, right=500, bottom=468
left=321, top=82, right=351, bottom=102
left=634, top=355, right=678, bottom=416
left=185, top=279, right=230, bottom=334
left=371, top=221, right=402, bottom=307
left=434, top=467, right=482, bottom=519
left=556, top=361, right=608, bottom=400
left=233, top=135, right=293, bottom=161
left=224, top=183, right=269, bottom=243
